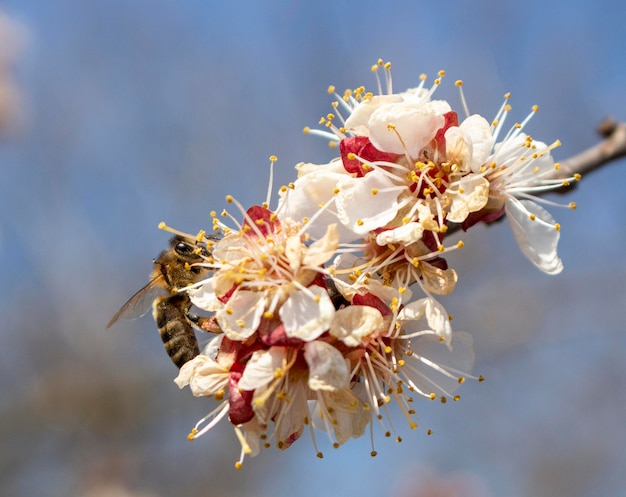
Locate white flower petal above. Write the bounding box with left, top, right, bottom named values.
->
left=344, top=94, right=404, bottom=131
left=505, top=197, right=563, bottom=274
left=303, top=223, right=339, bottom=267
left=445, top=175, right=490, bottom=223
left=200, top=334, right=224, bottom=359
left=459, top=114, right=494, bottom=172
left=284, top=235, right=302, bottom=272
left=444, top=126, right=472, bottom=172
left=336, top=169, right=401, bottom=235
left=420, top=261, right=457, bottom=296
left=309, top=389, right=369, bottom=445
left=273, top=380, right=308, bottom=449
left=404, top=331, right=475, bottom=397
left=375, top=222, right=424, bottom=245
left=278, top=167, right=355, bottom=242
left=279, top=286, right=335, bottom=341
left=398, top=297, right=452, bottom=344
left=238, top=347, right=287, bottom=391
left=216, top=290, right=267, bottom=340
left=329, top=305, right=384, bottom=346
left=368, top=102, right=445, bottom=157
left=304, top=341, right=349, bottom=391
left=189, top=279, right=220, bottom=311
left=174, top=354, right=229, bottom=397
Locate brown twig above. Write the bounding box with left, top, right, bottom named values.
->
left=551, top=118, right=626, bottom=180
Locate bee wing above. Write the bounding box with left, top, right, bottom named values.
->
left=107, top=276, right=167, bottom=328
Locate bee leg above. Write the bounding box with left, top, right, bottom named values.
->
left=188, top=313, right=223, bottom=334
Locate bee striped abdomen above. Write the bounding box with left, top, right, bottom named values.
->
left=153, top=295, right=200, bottom=368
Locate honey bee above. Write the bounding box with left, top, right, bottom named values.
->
left=107, top=235, right=213, bottom=368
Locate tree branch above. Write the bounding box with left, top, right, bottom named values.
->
left=551, top=118, right=626, bottom=181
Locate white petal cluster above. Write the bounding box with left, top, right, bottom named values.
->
left=166, top=60, right=576, bottom=466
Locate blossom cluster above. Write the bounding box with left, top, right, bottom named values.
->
left=171, top=61, right=578, bottom=467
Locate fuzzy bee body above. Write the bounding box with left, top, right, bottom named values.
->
left=107, top=236, right=212, bottom=368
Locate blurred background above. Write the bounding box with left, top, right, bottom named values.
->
left=1, top=1, right=625, bottom=496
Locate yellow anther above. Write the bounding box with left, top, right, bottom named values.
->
left=532, top=104, right=539, bottom=112
left=574, top=173, right=582, bottom=181
left=569, top=202, right=577, bottom=210
left=455, top=80, right=463, bottom=86
left=453, top=395, right=461, bottom=401
left=226, top=195, right=234, bottom=203
left=235, top=462, right=243, bottom=470
left=387, top=123, right=396, bottom=131
left=371, top=64, right=378, bottom=72
left=384, top=62, right=391, bottom=69
left=327, top=85, right=335, bottom=94
left=529, top=214, right=536, bottom=221
left=357, top=219, right=364, bottom=226
left=371, top=188, right=379, bottom=195
left=438, top=70, right=446, bottom=77
left=555, top=223, right=561, bottom=231
left=504, top=92, right=511, bottom=99
left=458, top=376, right=465, bottom=384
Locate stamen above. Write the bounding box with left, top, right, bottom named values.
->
left=265, top=155, right=277, bottom=209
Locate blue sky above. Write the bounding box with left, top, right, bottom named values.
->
left=1, top=1, right=625, bottom=496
